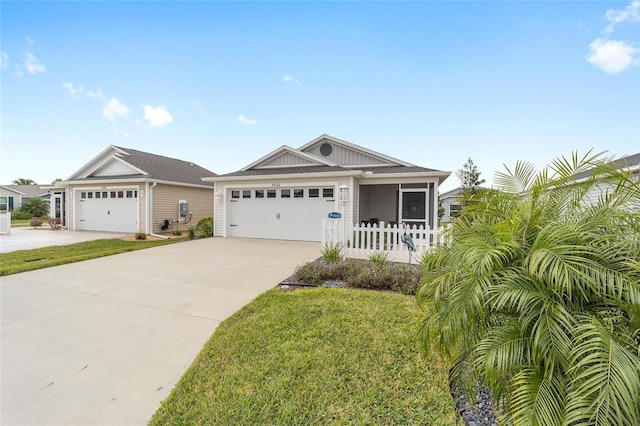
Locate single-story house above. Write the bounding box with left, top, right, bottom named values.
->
left=50, top=146, right=217, bottom=234
left=439, top=186, right=465, bottom=223
left=203, top=134, right=451, bottom=242
left=575, top=152, right=639, bottom=210
left=0, top=185, right=51, bottom=211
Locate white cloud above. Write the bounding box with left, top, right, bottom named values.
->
left=605, top=0, right=640, bottom=34
left=237, top=113, right=257, bottom=125
left=86, top=88, right=106, bottom=100
left=283, top=73, right=301, bottom=86
left=25, top=51, right=45, bottom=74
left=62, top=82, right=84, bottom=98
left=103, top=98, right=130, bottom=120
left=0, top=52, right=8, bottom=70
left=587, top=38, right=638, bottom=73
left=143, top=105, right=173, bottom=127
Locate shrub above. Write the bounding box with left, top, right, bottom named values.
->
left=329, top=259, right=367, bottom=281
left=172, top=229, right=182, bottom=236
left=346, top=263, right=420, bottom=295
left=11, top=210, right=32, bottom=220
left=321, top=243, right=343, bottom=263
left=369, top=251, right=390, bottom=267
left=195, top=217, right=213, bottom=238
left=135, top=232, right=147, bottom=240
left=188, top=227, right=195, bottom=240
left=293, top=262, right=334, bottom=285
left=29, top=216, right=43, bottom=227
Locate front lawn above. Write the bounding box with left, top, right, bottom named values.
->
left=0, top=238, right=182, bottom=275
left=151, top=287, right=459, bottom=425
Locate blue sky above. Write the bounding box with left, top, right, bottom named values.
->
left=2, top=1, right=639, bottom=192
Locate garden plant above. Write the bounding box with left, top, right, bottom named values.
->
left=418, top=152, right=640, bottom=425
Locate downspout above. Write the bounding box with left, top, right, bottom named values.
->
left=148, top=182, right=169, bottom=239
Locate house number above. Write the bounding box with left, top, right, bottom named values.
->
left=271, top=183, right=281, bottom=187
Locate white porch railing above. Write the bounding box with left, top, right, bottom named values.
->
left=322, top=220, right=448, bottom=261
left=0, top=212, right=11, bottom=235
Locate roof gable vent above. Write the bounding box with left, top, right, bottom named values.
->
left=320, top=143, right=333, bottom=156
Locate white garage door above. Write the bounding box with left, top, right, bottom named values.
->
left=75, top=189, right=138, bottom=233
left=227, top=187, right=336, bottom=241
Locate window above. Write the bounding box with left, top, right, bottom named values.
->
left=309, top=189, right=319, bottom=198
left=102, top=192, right=108, bottom=198
left=95, top=192, right=101, bottom=199
left=117, top=191, right=124, bottom=198
left=81, top=192, right=87, bottom=199
left=87, top=192, right=93, bottom=199
left=126, top=190, right=134, bottom=198
left=0, top=197, right=7, bottom=211
left=294, top=189, right=304, bottom=198
left=231, top=190, right=240, bottom=199
left=267, top=190, right=276, bottom=198
left=255, top=190, right=264, bottom=198
left=281, top=189, right=290, bottom=198
left=323, top=188, right=334, bottom=198
left=242, top=190, right=251, bottom=199
left=110, top=191, right=117, bottom=198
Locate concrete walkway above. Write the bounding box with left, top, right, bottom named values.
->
left=1, top=237, right=320, bottom=425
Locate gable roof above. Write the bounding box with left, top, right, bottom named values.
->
left=1, top=185, right=51, bottom=197
left=573, top=152, right=640, bottom=181
left=212, top=134, right=449, bottom=182
left=64, top=146, right=217, bottom=187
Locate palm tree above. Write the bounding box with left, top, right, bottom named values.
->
left=20, top=196, right=50, bottom=218
left=418, top=151, right=640, bottom=425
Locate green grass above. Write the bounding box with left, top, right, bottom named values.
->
left=151, top=287, right=460, bottom=425
left=0, top=238, right=182, bottom=275
left=10, top=219, right=31, bottom=228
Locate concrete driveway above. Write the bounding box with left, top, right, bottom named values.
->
left=0, top=228, right=129, bottom=253
left=1, top=237, right=320, bottom=425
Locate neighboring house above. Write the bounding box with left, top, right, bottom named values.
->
left=203, top=134, right=451, bottom=242
left=575, top=152, right=640, bottom=210
left=439, top=186, right=465, bottom=223
left=0, top=185, right=51, bottom=211
left=50, top=146, right=217, bottom=234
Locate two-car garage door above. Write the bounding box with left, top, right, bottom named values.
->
left=75, top=189, right=139, bottom=233
left=227, top=186, right=336, bottom=241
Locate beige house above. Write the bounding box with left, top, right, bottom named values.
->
left=204, top=134, right=451, bottom=242
left=51, top=146, right=216, bottom=235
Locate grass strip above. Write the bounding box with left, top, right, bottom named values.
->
left=151, top=287, right=459, bottom=425
left=0, top=238, right=181, bottom=275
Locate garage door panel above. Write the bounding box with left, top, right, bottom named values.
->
left=227, top=187, right=335, bottom=241
left=75, top=190, right=138, bottom=233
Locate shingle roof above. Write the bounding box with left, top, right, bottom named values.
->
left=218, top=165, right=351, bottom=178
left=1, top=185, right=50, bottom=197
left=573, top=152, right=640, bottom=180
left=108, top=146, right=217, bottom=186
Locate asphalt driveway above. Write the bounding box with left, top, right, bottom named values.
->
left=1, top=237, right=320, bottom=425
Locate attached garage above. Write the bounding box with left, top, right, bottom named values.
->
left=227, top=186, right=336, bottom=241
left=75, top=188, right=139, bottom=233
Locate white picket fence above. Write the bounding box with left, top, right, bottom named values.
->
left=0, top=212, right=11, bottom=235
left=322, top=220, right=449, bottom=261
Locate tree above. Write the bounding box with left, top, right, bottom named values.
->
left=20, top=196, right=49, bottom=218
left=418, top=151, right=640, bottom=425
left=455, top=158, right=485, bottom=193
left=12, top=178, right=37, bottom=185
left=51, top=178, right=62, bottom=184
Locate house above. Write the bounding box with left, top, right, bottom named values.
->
left=439, top=186, right=465, bottom=223
left=50, top=146, right=217, bottom=234
left=0, top=185, right=51, bottom=212
left=203, top=134, right=451, bottom=242
left=576, top=152, right=640, bottom=210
